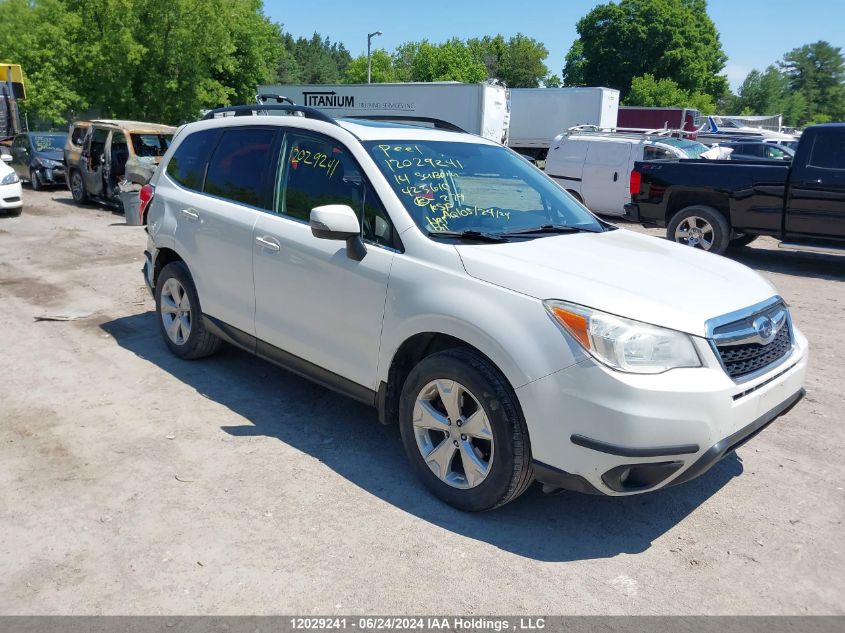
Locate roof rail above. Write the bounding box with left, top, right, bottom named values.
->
left=344, top=115, right=467, bottom=134
left=201, top=103, right=339, bottom=126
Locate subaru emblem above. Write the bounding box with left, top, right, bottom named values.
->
left=753, top=315, right=775, bottom=344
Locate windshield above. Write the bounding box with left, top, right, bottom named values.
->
left=364, top=140, right=603, bottom=236
left=658, top=138, right=710, bottom=158
left=31, top=134, right=65, bottom=153
left=131, top=133, right=173, bottom=158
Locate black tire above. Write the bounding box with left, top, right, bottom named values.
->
left=69, top=170, right=88, bottom=203
left=5, top=207, right=22, bottom=217
left=398, top=348, right=533, bottom=511
left=729, top=233, right=758, bottom=249
left=666, top=205, right=731, bottom=255
left=29, top=169, right=43, bottom=191
left=155, top=261, right=221, bottom=360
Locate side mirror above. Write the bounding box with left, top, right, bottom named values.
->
left=310, top=204, right=367, bottom=261
left=1, top=153, right=11, bottom=163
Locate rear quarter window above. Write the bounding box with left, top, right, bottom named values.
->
left=165, top=129, right=219, bottom=190
left=70, top=126, right=87, bottom=146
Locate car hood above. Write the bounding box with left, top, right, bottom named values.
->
left=455, top=228, right=777, bottom=337
left=36, top=150, right=64, bottom=162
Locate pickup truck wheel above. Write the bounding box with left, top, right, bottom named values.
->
left=70, top=171, right=88, bottom=203
left=399, top=349, right=533, bottom=511
left=155, top=262, right=221, bottom=360
left=667, top=205, right=730, bottom=254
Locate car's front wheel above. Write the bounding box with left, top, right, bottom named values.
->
left=155, top=261, right=221, bottom=360
left=30, top=169, right=43, bottom=191
left=399, top=348, right=533, bottom=511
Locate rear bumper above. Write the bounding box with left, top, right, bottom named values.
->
left=623, top=203, right=640, bottom=222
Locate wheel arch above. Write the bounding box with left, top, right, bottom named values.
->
left=378, top=332, right=503, bottom=425
left=152, top=247, right=185, bottom=289
left=665, top=190, right=731, bottom=227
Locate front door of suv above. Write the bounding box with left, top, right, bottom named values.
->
left=252, top=130, right=397, bottom=392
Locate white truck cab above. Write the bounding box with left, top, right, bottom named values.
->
left=545, top=131, right=709, bottom=216
left=141, top=104, right=807, bottom=511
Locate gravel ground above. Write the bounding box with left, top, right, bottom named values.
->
left=0, top=188, right=843, bottom=615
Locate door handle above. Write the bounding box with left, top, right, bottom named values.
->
left=255, top=235, right=280, bottom=252
left=180, top=208, right=199, bottom=220
left=613, top=171, right=618, bottom=182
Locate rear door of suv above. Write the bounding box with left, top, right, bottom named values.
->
left=163, top=125, right=280, bottom=334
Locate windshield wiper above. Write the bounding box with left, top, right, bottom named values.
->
left=427, top=229, right=507, bottom=243
left=501, top=224, right=599, bottom=236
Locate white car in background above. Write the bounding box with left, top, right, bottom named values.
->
left=544, top=131, right=709, bottom=216
left=0, top=152, right=23, bottom=216
left=141, top=105, right=807, bottom=511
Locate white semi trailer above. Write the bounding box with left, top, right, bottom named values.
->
left=257, top=82, right=510, bottom=144
left=507, top=87, right=620, bottom=160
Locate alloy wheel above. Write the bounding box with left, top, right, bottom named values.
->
left=160, top=278, right=192, bottom=345
left=412, top=379, right=494, bottom=489
left=674, top=216, right=715, bottom=250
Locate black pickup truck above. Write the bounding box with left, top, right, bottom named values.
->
left=624, top=123, right=845, bottom=255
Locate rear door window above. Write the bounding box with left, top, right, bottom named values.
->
left=89, top=128, right=109, bottom=165
left=165, top=129, right=219, bottom=191
left=203, top=127, right=276, bottom=208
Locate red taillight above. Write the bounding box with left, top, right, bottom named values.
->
left=138, top=184, right=154, bottom=224
left=629, top=170, right=641, bottom=196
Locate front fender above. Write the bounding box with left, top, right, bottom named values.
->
left=378, top=254, right=584, bottom=390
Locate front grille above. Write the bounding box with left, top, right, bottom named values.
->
left=718, top=325, right=792, bottom=378
left=708, top=299, right=794, bottom=380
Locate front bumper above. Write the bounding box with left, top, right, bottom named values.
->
left=0, top=181, right=23, bottom=209
left=518, top=327, right=809, bottom=496
left=35, top=165, right=66, bottom=185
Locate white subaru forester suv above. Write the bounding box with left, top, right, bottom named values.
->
left=142, top=104, right=808, bottom=511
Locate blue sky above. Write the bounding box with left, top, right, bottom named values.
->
left=264, top=0, right=845, bottom=91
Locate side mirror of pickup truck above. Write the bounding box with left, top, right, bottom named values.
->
left=310, top=204, right=367, bottom=261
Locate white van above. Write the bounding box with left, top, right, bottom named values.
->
left=545, top=132, right=708, bottom=216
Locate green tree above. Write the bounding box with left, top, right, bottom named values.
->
left=0, top=0, right=86, bottom=124
left=285, top=33, right=351, bottom=84
left=545, top=75, right=562, bottom=88
left=467, top=34, right=549, bottom=87
left=625, top=73, right=715, bottom=114
left=729, top=66, right=807, bottom=126
left=563, top=0, right=728, bottom=100
left=409, top=39, right=487, bottom=83
left=343, top=50, right=396, bottom=83
left=779, top=41, right=845, bottom=122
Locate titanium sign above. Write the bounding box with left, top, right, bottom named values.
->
left=301, top=90, right=414, bottom=112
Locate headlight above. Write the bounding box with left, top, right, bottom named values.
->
left=37, top=158, right=62, bottom=168
left=1, top=172, right=18, bottom=185
left=544, top=300, right=701, bottom=374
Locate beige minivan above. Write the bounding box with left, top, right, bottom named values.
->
left=64, top=119, right=175, bottom=207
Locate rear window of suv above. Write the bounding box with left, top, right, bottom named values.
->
left=166, top=129, right=219, bottom=190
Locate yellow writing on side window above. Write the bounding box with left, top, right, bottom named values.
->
left=289, top=146, right=340, bottom=178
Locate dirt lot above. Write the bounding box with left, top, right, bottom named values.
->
left=0, top=188, right=843, bottom=615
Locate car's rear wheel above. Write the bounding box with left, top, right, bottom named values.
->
left=667, top=205, right=730, bottom=254
left=29, top=169, right=43, bottom=191
left=155, top=261, right=221, bottom=360
left=399, top=348, right=533, bottom=511
left=70, top=170, right=88, bottom=203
